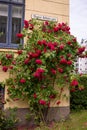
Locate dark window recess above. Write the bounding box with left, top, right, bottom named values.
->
left=11, top=17, right=21, bottom=44
left=0, top=84, right=5, bottom=109
left=0, top=16, right=7, bottom=43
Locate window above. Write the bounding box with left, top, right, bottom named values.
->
left=0, top=0, right=25, bottom=48
left=0, top=84, right=5, bottom=109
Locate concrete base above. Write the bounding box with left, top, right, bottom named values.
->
left=5, top=106, right=70, bottom=127
left=46, top=106, right=70, bottom=122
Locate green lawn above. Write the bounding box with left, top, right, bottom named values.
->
left=35, top=110, right=87, bottom=130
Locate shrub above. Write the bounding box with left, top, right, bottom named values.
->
left=0, top=108, right=18, bottom=130
left=0, top=19, right=85, bottom=124
left=70, top=74, right=87, bottom=110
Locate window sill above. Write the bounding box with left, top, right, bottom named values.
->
left=0, top=48, right=18, bottom=53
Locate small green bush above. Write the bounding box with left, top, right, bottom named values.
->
left=70, top=74, right=87, bottom=110
left=0, top=108, right=18, bottom=130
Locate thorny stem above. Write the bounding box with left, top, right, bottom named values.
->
left=38, top=105, right=47, bottom=125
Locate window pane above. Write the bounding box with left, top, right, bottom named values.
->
left=12, top=0, right=23, bottom=3
left=0, top=84, right=5, bottom=109
left=0, top=0, right=23, bottom=2
left=11, top=6, right=22, bottom=44
left=0, top=4, right=8, bottom=43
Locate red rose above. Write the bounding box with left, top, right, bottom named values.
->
left=60, top=58, right=67, bottom=64
left=16, top=33, right=24, bottom=38
left=29, top=23, right=34, bottom=30
left=47, top=42, right=55, bottom=51
left=60, top=55, right=64, bottom=58
left=49, top=94, right=56, bottom=99
left=35, top=59, right=42, bottom=64
left=47, top=101, right=50, bottom=107
left=70, top=88, right=76, bottom=92
left=24, top=58, right=29, bottom=64
left=0, top=61, right=1, bottom=65
left=13, top=98, right=19, bottom=101
left=73, top=38, right=77, bottom=42
left=37, top=68, right=45, bottom=73
left=58, top=68, right=63, bottom=73
left=67, top=60, right=72, bottom=65
left=39, top=99, right=46, bottom=105
left=33, top=93, right=37, bottom=98
left=53, top=42, right=58, bottom=47
left=58, top=23, right=62, bottom=29
left=59, top=44, right=65, bottom=50
left=67, top=41, right=71, bottom=45
left=33, top=71, right=40, bottom=78
left=2, top=66, right=8, bottom=72
left=43, top=48, right=47, bottom=53
left=37, top=40, right=42, bottom=45
left=12, top=60, right=16, bottom=65
left=56, top=101, right=61, bottom=105
left=44, top=21, right=49, bottom=26
left=24, top=20, right=29, bottom=28
left=6, top=54, right=13, bottom=59
left=36, top=50, right=42, bottom=56
left=42, top=26, right=46, bottom=32
left=42, top=40, right=47, bottom=46
left=78, top=47, right=85, bottom=54
left=9, top=66, right=13, bottom=69
left=71, top=79, right=78, bottom=86
left=53, top=26, right=59, bottom=32
left=67, top=53, right=72, bottom=57
left=33, top=68, right=45, bottom=78
left=37, top=40, right=47, bottom=46
left=20, top=78, right=26, bottom=83
left=29, top=52, right=39, bottom=58
left=17, top=50, right=23, bottom=55
left=51, top=68, right=56, bottom=75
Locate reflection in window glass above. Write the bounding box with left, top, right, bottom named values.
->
left=0, top=84, right=5, bottom=109
left=11, top=6, right=22, bottom=44
left=12, top=0, right=23, bottom=3
left=0, top=4, right=8, bottom=43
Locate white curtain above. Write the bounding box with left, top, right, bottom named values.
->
left=0, top=4, right=8, bottom=16
left=12, top=6, right=22, bottom=18
left=12, top=0, right=23, bottom=3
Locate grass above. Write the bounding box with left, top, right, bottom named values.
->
left=35, top=110, right=87, bottom=130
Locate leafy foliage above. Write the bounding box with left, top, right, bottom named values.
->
left=70, top=74, right=87, bottom=110
left=0, top=108, right=18, bottom=130
left=0, top=19, right=85, bottom=123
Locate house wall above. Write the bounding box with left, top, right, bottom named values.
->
left=25, top=0, right=69, bottom=23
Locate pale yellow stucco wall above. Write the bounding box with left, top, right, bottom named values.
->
left=0, top=0, right=69, bottom=109
left=25, top=0, right=69, bottom=23
left=0, top=66, right=29, bottom=109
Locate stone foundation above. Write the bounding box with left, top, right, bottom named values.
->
left=5, top=106, right=70, bottom=127
left=46, top=106, right=70, bottom=122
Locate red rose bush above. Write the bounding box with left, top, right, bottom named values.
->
left=0, top=19, right=85, bottom=124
